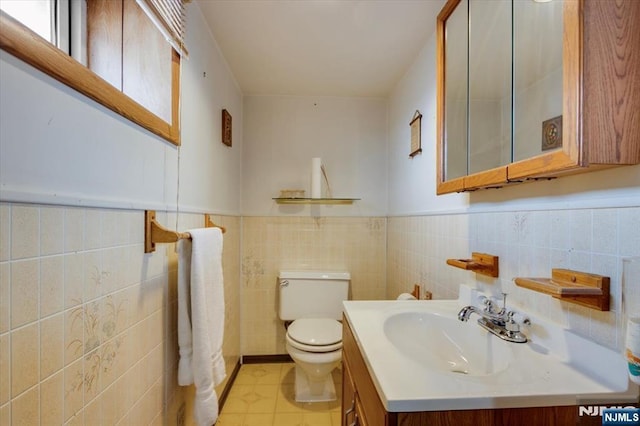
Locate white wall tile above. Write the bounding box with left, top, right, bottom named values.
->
left=550, top=210, right=571, bottom=250
left=570, top=210, right=593, bottom=252
left=64, top=208, right=85, bottom=253
left=40, top=256, right=64, bottom=318
left=10, top=260, right=39, bottom=328
left=0, top=333, right=10, bottom=404
left=11, top=322, right=39, bottom=397
left=84, top=209, right=102, bottom=251
left=618, top=207, right=640, bottom=257
left=11, top=205, right=39, bottom=260
left=592, top=209, right=618, bottom=255
left=40, top=207, right=64, bottom=256
left=0, top=204, right=10, bottom=262
left=0, top=264, right=9, bottom=334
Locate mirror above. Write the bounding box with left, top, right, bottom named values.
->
left=443, top=0, right=468, bottom=181
left=513, top=0, right=564, bottom=162
left=0, top=0, right=180, bottom=145
left=438, top=0, right=565, bottom=188
left=468, top=0, right=512, bottom=175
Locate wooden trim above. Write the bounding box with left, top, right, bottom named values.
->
left=435, top=0, right=463, bottom=195
left=436, top=175, right=465, bottom=195
left=218, top=359, right=241, bottom=411
left=241, top=354, right=293, bottom=364
left=343, top=316, right=394, bottom=426
left=0, top=11, right=180, bottom=146
left=170, top=48, right=181, bottom=145
left=507, top=149, right=581, bottom=180
left=464, top=166, right=508, bottom=190
left=562, top=0, right=583, bottom=166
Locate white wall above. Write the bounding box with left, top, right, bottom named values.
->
left=242, top=95, right=388, bottom=216
left=0, top=3, right=243, bottom=215
left=387, top=36, right=468, bottom=215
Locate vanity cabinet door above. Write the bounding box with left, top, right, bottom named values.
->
left=342, top=358, right=357, bottom=426
left=342, top=317, right=396, bottom=426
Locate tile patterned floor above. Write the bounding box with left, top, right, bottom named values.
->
left=217, top=362, right=342, bottom=426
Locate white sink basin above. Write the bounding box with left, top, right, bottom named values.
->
left=383, top=312, right=511, bottom=376
left=343, top=284, right=636, bottom=413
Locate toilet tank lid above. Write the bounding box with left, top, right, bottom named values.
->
left=279, top=271, right=350, bottom=280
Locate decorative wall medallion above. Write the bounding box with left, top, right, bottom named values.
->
left=542, top=115, right=562, bottom=151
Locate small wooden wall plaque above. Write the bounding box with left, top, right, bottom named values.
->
left=222, top=109, right=232, bottom=147
left=409, top=110, right=422, bottom=157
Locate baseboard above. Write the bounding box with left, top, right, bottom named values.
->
left=218, top=360, right=241, bottom=411
left=241, top=354, right=293, bottom=364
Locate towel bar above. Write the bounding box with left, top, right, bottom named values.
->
left=145, top=210, right=226, bottom=253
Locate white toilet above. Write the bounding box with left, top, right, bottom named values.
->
left=278, top=270, right=350, bottom=402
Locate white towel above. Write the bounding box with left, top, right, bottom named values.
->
left=177, top=227, right=226, bottom=426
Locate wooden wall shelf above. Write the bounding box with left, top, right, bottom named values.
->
left=446, top=252, right=499, bottom=277
left=515, top=269, right=610, bottom=311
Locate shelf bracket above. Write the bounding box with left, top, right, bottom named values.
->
left=514, top=269, right=610, bottom=311
left=446, top=252, right=499, bottom=278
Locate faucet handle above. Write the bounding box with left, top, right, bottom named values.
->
left=507, top=311, right=531, bottom=326
left=478, top=296, right=495, bottom=312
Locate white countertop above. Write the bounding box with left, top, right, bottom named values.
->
left=343, top=286, right=638, bottom=413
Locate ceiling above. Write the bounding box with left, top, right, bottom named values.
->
left=196, top=0, right=446, bottom=97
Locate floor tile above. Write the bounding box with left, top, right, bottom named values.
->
left=220, top=362, right=342, bottom=426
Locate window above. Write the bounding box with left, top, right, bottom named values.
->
left=0, top=0, right=54, bottom=43
left=0, top=0, right=183, bottom=145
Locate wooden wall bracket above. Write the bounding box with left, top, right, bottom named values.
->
left=514, top=269, right=610, bottom=311
left=446, top=252, right=499, bottom=277
left=144, top=211, right=226, bottom=253
left=144, top=210, right=191, bottom=253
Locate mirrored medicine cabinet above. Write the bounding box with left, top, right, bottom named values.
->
left=436, top=0, right=640, bottom=194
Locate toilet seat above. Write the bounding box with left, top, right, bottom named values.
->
left=287, top=318, right=342, bottom=353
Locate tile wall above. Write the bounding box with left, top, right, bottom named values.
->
left=241, top=217, right=387, bottom=355
left=387, top=206, right=640, bottom=351
left=0, top=203, right=241, bottom=425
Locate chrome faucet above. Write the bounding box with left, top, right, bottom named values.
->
left=458, top=294, right=530, bottom=343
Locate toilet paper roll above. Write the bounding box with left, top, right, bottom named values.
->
left=397, top=293, right=417, bottom=300
left=311, top=158, right=322, bottom=199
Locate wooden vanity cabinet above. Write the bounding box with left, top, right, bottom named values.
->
left=343, top=315, right=395, bottom=426
left=342, top=316, right=585, bottom=426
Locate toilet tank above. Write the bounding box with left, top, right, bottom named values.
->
left=278, top=271, right=350, bottom=321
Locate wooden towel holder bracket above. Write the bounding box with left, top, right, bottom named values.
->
left=446, top=252, right=499, bottom=278
left=144, top=210, right=226, bottom=253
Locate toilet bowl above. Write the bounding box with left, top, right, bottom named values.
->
left=278, top=271, right=350, bottom=402
left=285, top=318, right=343, bottom=402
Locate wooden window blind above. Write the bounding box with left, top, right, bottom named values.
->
left=135, top=0, right=188, bottom=57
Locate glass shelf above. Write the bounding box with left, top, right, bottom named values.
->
left=273, top=198, right=360, bottom=205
